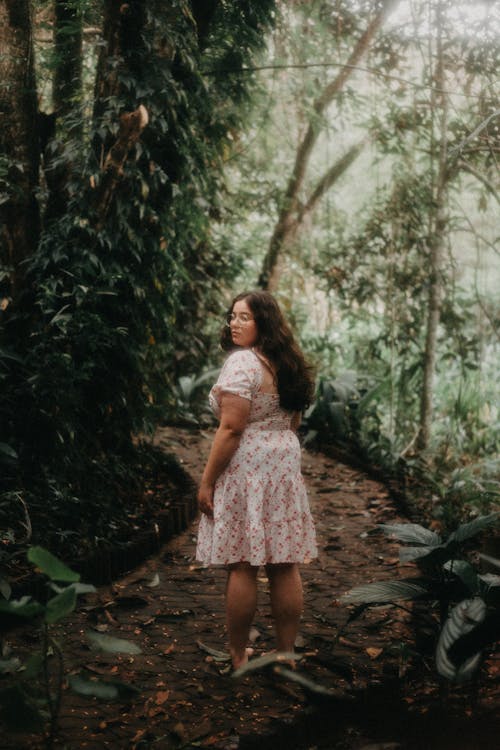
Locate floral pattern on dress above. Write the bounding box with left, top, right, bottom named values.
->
left=196, top=348, right=318, bottom=566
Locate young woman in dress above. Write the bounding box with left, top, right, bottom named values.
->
left=196, top=290, right=317, bottom=670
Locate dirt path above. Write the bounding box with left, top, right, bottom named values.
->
left=2, top=428, right=498, bottom=749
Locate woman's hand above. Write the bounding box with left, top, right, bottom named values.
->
left=198, top=482, right=214, bottom=519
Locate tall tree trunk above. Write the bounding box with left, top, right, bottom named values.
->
left=258, top=0, right=398, bottom=290
left=43, top=2, right=84, bottom=222
left=417, top=3, right=448, bottom=452
left=0, top=0, right=40, bottom=299
left=54, top=0, right=83, bottom=133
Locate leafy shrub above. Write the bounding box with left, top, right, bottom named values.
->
left=0, top=547, right=141, bottom=746
left=341, top=513, right=500, bottom=684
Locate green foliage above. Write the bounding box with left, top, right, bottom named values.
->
left=304, top=370, right=400, bottom=469
left=0, top=547, right=140, bottom=744
left=168, top=367, right=220, bottom=426
left=0, top=1, right=276, bottom=556
left=216, top=0, right=499, bottom=519
left=341, top=513, right=500, bottom=684
left=67, top=673, right=140, bottom=700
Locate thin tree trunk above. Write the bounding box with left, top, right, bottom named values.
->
left=417, top=4, right=448, bottom=452
left=258, top=0, right=399, bottom=290
left=54, top=0, right=83, bottom=132
left=0, top=0, right=40, bottom=298
left=92, top=105, right=149, bottom=230
left=265, top=139, right=368, bottom=291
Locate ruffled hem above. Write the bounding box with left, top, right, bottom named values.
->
left=196, top=514, right=318, bottom=567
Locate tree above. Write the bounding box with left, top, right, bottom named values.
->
left=0, top=0, right=277, bottom=554
left=416, top=0, right=449, bottom=451
left=215, top=0, right=499, bottom=484
left=0, top=0, right=40, bottom=298
left=258, top=0, right=399, bottom=290
left=54, top=0, right=83, bottom=129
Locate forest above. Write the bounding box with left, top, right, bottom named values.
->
left=0, top=0, right=499, bottom=748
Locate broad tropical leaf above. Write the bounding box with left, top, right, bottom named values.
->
left=0, top=442, right=18, bottom=459
left=479, top=553, right=500, bottom=570
left=0, top=596, right=44, bottom=619
left=478, top=573, right=500, bottom=588
left=436, top=597, right=487, bottom=682
left=68, top=673, right=118, bottom=699
left=443, top=560, right=479, bottom=594
left=399, top=545, right=445, bottom=563
left=0, top=576, right=11, bottom=600
left=340, top=579, right=428, bottom=604
left=273, top=665, right=338, bottom=697
left=379, top=523, right=441, bottom=546
left=232, top=651, right=300, bottom=678
left=27, top=546, right=80, bottom=582
left=49, top=582, right=97, bottom=595
left=196, top=640, right=230, bottom=662
left=0, top=658, right=22, bottom=675
left=68, top=673, right=140, bottom=700
left=86, top=629, right=142, bottom=655
left=446, top=513, right=499, bottom=545
left=45, top=586, right=77, bottom=624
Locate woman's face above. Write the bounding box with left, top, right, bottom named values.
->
left=228, top=299, right=258, bottom=349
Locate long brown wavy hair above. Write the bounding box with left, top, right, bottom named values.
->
left=220, top=291, right=315, bottom=412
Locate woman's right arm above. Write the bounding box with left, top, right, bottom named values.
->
left=197, top=392, right=251, bottom=518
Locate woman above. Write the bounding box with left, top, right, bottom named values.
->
left=196, top=290, right=317, bottom=670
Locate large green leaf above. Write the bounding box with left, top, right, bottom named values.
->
left=0, top=576, right=12, bottom=600
left=49, top=582, right=97, bottom=595
left=379, top=523, right=441, bottom=546
left=436, top=597, right=486, bottom=682
left=27, top=546, right=80, bottom=583
left=399, top=545, right=445, bottom=563
left=443, top=560, right=479, bottom=594
left=478, top=573, right=500, bottom=588
left=273, top=665, right=338, bottom=697
left=232, top=651, right=300, bottom=678
left=68, top=673, right=140, bottom=700
left=86, top=629, right=142, bottom=655
left=196, top=640, right=230, bottom=662
left=0, top=657, right=22, bottom=675
left=0, top=442, right=18, bottom=459
left=341, top=579, right=428, bottom=604
left=0, top=596, right=44, bottom=619
left=479, top=552, right=500, bottom=569
left=45, top=586, right=77, bottom=623
left=446, top=513, right=499, bottom=545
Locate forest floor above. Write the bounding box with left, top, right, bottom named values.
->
left=1, top=426, right=499, bottom=749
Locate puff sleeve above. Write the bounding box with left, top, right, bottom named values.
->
left=209, top=349, right=262, bottom=416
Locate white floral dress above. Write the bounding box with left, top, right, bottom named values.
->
left=196, top=348, right=317, bottom=566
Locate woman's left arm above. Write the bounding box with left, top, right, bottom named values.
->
left=198, top=393, right=251, bottom=518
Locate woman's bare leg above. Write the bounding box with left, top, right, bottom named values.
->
left=265, top=563, right=303, bottom=652
left=226, top=563, right=259, bottom=669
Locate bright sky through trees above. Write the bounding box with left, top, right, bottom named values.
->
left=388, top=0, right=500, bottom=39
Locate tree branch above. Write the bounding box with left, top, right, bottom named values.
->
left=457, top=160, right=500, bottom=205
left=92, top=104, right=149, bottom=230
left=299, top=138, right=369, bottom=223
left=259, top=0, right=399, bottom=289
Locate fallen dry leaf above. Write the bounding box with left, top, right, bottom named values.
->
left=155, top=690, right=170, bottom=705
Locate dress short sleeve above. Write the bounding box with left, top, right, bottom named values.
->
left=209, top=349, right=262, bottom=414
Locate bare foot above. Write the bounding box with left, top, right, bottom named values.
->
left=230, top=646, right=254, bottom=671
